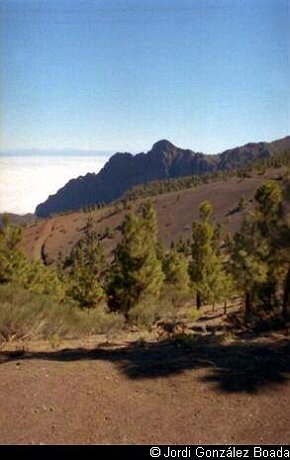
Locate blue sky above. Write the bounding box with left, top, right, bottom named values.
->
left=1, top=0, right=289, bottom=154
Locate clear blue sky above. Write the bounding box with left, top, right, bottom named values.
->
left=1, top=0, right=289, bottom=154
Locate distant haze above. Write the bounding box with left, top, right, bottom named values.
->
left=0, top=153, right=110, bottom=215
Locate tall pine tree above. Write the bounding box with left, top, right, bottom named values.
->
left=162, top=248, right=190, bottom=294
left=65, top=215, right=106, bottom=307
left=0, top=214, right=24, bottom=284
left=0, top=214, right=64, bottom=299
left=228, top=213, right=268, bottom=319
left=107, top=201, right=164, bottom=317
left=189, top=201, right=224, bottom=309
left=254, top=180, right=283, bottom=308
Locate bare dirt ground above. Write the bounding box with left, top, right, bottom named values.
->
left=1, top=327, right=290, bottom=445
left=32, top=218, right=55, bottom=263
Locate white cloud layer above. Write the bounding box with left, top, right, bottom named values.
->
left=0, top=155, right=109, bottom=215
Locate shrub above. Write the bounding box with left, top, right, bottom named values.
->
left=128, top=295, right=174, bottom=327
left=0, top=284, right=124, bottom=343
left=238, top=196, right=248, bottom=211
left=128, top=300, right=158, bottom=327
left=159, top=284, right=192, bottom=309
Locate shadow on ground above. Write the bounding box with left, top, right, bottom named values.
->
left=1, top=335, right=290, bottom=394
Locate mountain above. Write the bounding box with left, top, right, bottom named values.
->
left=22, top=167, right=288, bottom=265
left=35, top=136, right=290, bottom=217
left=0, top=213, right=36, bottom=227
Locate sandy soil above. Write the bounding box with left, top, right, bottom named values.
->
left=0, top=332, right=289, bottom=445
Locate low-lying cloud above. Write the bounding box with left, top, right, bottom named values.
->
left=0, top=155, right=109, bottom=215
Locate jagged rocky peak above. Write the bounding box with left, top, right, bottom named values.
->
left=150, top=139, right=177, bottom=154
left=35, top=135, right=290, bottom=217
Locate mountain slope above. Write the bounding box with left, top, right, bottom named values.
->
left=0, top=213, right=36, bottom=227
left=35, top=136, right=290, bottom=217
left=22, top=167, right=287, bottom=265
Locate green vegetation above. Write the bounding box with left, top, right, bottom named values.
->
left=62, top=214, right=106, bottom=308
left=163, top=248, right=190, bottom=294
left=0, top=171, right=290, bottom=343
left=0, top=284, right=124, bottom=342
left=228, top=213, right=268, bottom=318
left=0, top=214, right=64, bottom=300
left=189, top=201, right=225, bottom=309
left=0, top=213, right=122, bottom=342
left=112, top=150, right=290, bottom=205
left=238, top=195, right=248, bottom=211
left=228, top=180, right=290, bottom=323
left=107, top=201, right=164, bottom=317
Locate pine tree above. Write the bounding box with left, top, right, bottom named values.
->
left=254, top=180, right=284, bottom=305
left=228, top=213, right=268, bottom=319
left=0, top=215, right=26, bottom=284
left=206, top=252, right=230, bottom=311
left=0, top=215, right=64, bottom=299
left=258, top=181, right=290, bottom=323
left=22, top=260, right=65, bottom=300
left=220, top=272, right=235, bottom=315
left=163, top=248, right=190, bottom=293
left=0, top=213, right=22, bottom=251
left=255, top=180, right=282, bottom=217
left=278, top=183, right=290, bottom=323
left=283, top=261, right=290, bottom=324
left=228, top=180, right=290, bottom=323
left=65, top=215, right=106, bottom=307
left=107, top=201, right=164, bottom=317
left=238, top=196, right=248, bottom=211
left=175, top=236, right=191, bottom=256
left=189, top=201, right=224, bottom=309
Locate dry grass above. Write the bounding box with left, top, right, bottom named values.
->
left=0, top=284, right=125, bottom=344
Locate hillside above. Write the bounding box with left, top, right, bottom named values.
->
left=21, top=167, right=287, bottom=265
left=35, top=136, right=290, bottom=217
left=0, top=213, right=36, bottom=227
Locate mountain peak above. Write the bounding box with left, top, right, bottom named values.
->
left=151, top=139, right=176, bottom=153
left=35, top=135, right=290, bottom=217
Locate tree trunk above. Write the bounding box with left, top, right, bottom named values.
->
left=282, top=266, right=290, bottom=325
left=245, top=291, right=251, bottom=322
left=196, top=292, right=201, bottom=310
left=224, top=300, right=227, bottom=316
left=273, top=287, right=278, bottom=306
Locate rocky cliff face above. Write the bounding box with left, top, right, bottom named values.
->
left=35, top=136, right=290, bottom=217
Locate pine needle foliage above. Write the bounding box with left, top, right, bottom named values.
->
left=107, top=201, right=164, bottom=317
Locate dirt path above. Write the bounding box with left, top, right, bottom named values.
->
left=32, top=218, right=54, bottom=263
left=0, top=335, right=289, bottom=445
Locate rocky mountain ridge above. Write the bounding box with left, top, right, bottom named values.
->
left=35, top=136, right=290, bottom=217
